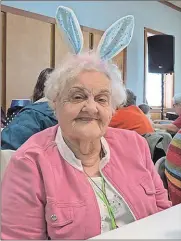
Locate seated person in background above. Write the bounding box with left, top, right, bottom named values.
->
left=1, top=68, right=58, bottom=150
left=1, top=107, right=6, bottom=128
left=153, top=93, right=181, bottom=133
left=165, top=129, right=181, bottom=205
left=138, top=103, right=153, bottom=124
left=31, top=68, right=52, bottom=103
left=4, top=99, right=32, bottom=128
left=109, top=89, right=154, bottom=135
left=1, top=53, right=171, bottom=240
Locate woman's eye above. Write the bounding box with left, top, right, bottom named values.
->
left=71, top=95, right=86, bottom=102
left=74, top=95, right=83, bottom=100
left=96, top=96, right=109, bottom=105
left=98, top=98, right=107, bottom=103
left=74, top=95, right=85, bottom=100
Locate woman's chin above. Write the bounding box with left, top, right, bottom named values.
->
left=74, top=126, right=102, bottom=140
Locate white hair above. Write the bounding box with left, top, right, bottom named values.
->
left=44, top=52, right=126, bottom=110
left=173, top=93, right=181, bottom=105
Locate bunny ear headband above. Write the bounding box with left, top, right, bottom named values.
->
left=56, top=6, right=134, bottom=60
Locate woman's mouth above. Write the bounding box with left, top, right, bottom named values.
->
left=76, top=117, right=98, bottom=122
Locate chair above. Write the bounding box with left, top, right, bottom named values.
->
left=143, top=132, right=172, bottom=164
left=1, top=150, right=15, bottom=180
left=155, top=156, right=168, bottom=189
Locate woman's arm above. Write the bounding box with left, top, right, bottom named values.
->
left=1, top=110, right=42, bottom=150
left=153, top=123, right=179, bottom=133
left=143, top=139, right=172, bottom=211
left=1, top=153, right=47, bottom=239
left=153, top=120, right=173, bottom=124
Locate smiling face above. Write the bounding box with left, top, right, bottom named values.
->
left=55, top=71, right=113, bottom=141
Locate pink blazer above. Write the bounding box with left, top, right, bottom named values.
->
left=1, top=125, right=171, bottom=240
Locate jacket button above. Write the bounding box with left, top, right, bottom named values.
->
left=51, top=214, right=57, bottom=221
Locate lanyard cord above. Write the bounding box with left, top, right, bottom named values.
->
left=85, top=172, right=118, bottom=230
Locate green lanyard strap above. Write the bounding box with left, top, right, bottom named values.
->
left=95, top=178, right=118, bottom=230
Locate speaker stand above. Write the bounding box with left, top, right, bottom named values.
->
left=161, top=73, right=164, bottom=120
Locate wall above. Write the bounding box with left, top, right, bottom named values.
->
left=2, top=1, right=181, bottom=104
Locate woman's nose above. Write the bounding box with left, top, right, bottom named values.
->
left=82, top=99, right=98, bottom=114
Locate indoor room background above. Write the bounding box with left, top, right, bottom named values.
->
left=1, top=0, right=181, bottom=113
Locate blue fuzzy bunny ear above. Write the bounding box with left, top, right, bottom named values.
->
left=97, top=15, right=134, bottom=60
left=56, top=6, right=83, bottom=54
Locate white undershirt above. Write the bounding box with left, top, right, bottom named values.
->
left=89, top=177, right=134, bottom=233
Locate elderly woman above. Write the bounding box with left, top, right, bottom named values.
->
left=2, top=53, right=171, bottom=240
left=154, top=93, right=181, bottom=133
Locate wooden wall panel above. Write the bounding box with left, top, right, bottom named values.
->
left=82, top=29, right=89, bottom=51
left=55, top=25, right=90, bottom=67
left=112, top=51, right=127, bottom=84
left=112, top=52, right=124, bottom=72
left=1, top=12, right=6, bottom=111
left=55, top=25, right=71, bottom=67
left=6, top=13, right=51, bottom=109
left=92, top=32, right=103, bottom=50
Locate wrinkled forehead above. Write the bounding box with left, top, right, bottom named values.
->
left=64, top=71, right=112, bottom=94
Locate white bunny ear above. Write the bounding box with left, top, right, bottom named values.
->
left=97, top=15, right=134, bottom=60
left=56, top=6, right=83, bottom=54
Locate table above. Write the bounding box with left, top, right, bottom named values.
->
left=92, top=204, right=181, bottom=239
left=166, top=112, right=178, bottom=121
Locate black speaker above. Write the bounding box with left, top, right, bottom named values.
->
left=148, top=35, right=174, bottom=74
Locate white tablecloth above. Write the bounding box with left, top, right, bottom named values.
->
left=92, top=204, right=181, bottom=239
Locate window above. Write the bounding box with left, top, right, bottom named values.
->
left=144, top=28, right=174, bottom=108
left=146, top=73, right=162, bottom=106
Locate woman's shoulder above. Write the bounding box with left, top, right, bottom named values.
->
left=104, top=128, right=150, bottom=171
left=15, top=125, right=59, bottom=156
left=105, top=127, right=146, bottom=147
left=3, top=125, right=59, bottom=181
